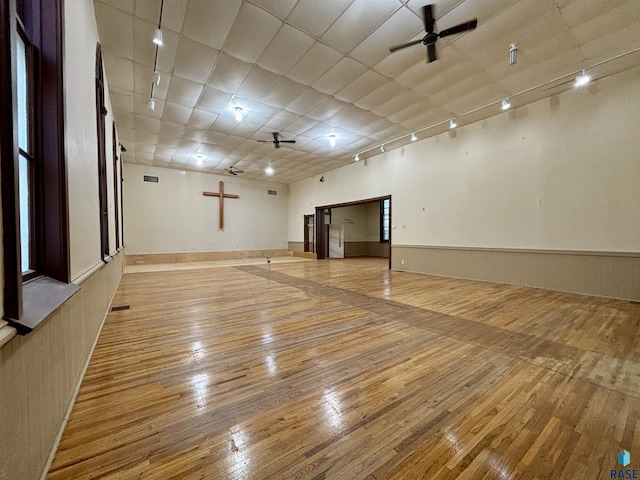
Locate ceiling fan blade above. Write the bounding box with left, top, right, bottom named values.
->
left=279, top=140, right=296, bottom=143
left=272, top=132, right=279, bottom=141
left=257, top=140, right=270, bottom=143
left=389, top=38, right=424, bottom=53
left=439, top=19, right=477, bottom=38
left=427, top=43, right=437, bottom=63
left=422, top=4, right=435, bottom=33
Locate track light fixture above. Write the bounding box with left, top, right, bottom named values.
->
left=574, top=69, right=590, bottom=87
left=449, top=118, right=457, bottom=129
left=235, top=107, right=243, bottom=122
left=380, top=145, right=385, bottom=153
left=195, top=154, right=204, bottom=166
left=411, top=132, right=417, bottom=141
left=509, top=42, right=518, bottom=65
left=501, top=98, right=511, bottom=110
left=147, top=98, right=155, bottom=111
left=152, top=28, right=163, bottom=46
left=329, top=134, right=336, bottom=147
left=153, top=72, right=161, bottom=85
left=354, top=153, right=360, bottom=161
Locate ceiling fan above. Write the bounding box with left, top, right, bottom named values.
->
left=389, top=4, right=477, bottom=63
left=257, top=132, right=296, bottom=149
left=227, top=166, right=243, bottom=175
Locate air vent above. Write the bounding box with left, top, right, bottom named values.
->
left=144, top=175, right=159, bottom=183
left=267, top=189, right=277, bottom=195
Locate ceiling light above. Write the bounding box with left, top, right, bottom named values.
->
left=411, top=132, right=417, bottom=141
left=152, top=28, right=163, bottom=46
left=196, top=157, right=203, bottom=166
left=574, top=69, right=590, bottom=87
left=449, top=118, right=457, bottom=129
left=354, top=153, right=360, bottom=161
left=380, top=145, right=385, bottom=153
left=265, top=164, right=274, bottom=176
left=147, top=98, right=155, bottom=111
left=234, top=107, right=243, bottom=122
left=501, top=98, right=511, bottom=110
left=153, top=72, right=161, bottom=85
left=509, top=42, right=518, bottom=65
left=329, top=134, right=336, bottom=147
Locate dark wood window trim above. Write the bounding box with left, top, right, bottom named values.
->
left=112, top=122, right=120, bottom=251
left=380, top=198, right=390, bottom=243
left=2, top=0, right=74, bottom=334
left=96, top=44, right=110, bottom=262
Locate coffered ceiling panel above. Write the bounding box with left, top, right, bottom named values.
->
left=95, top=0, right=640, bottom=182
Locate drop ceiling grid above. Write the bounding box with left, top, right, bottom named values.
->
left=94, top=0, right=640, bottom=182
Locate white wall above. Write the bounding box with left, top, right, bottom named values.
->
left=288, top=69, right=640, bottom=253
left=65, top=0, right=118, bottom=279
left=331, top=203, right=380, bottom=242
left=124, top=164, right=289, bottom=254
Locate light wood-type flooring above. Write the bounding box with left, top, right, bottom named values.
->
left=47, top=257, right=640, bottom=479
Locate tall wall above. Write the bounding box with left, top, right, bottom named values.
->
left=0, top=1, right=123, bottom=479
left=288, top=68, right=640, bottom=300
left=123, top=164, right=289, bottom=255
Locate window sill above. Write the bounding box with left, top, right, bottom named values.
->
left=5, top=277, right=80, bottom=335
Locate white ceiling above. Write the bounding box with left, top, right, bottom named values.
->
left=95, top=0, right=640, bottom=183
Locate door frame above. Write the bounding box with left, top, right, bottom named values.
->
left=303, top=214, right=314, bottom=252
left=315, top=194, right=391, bottom=269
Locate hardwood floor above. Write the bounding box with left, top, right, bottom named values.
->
left=47, top=258, right=640, bottom=479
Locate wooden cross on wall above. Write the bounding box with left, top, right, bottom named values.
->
left=203, top=181, right=239, bottom=230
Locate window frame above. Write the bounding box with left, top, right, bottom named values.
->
left=2, top=0, right=72, bottom=332
left=380, top=198, right=390, bottom=243
left=96, top=44, right=110, bottom=262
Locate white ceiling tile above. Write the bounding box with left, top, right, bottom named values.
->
left=265, top=110, right=301, bottom=130
left=157, top=135, right=181, bottom=147
left=560, top=0, right=630, bottom=28
left=183, top=0, right=242, bottom=49
left=182, top=126, right=207, bottom=142
left=166, top=76, right=204, bottom=107
left=174, top=37, right=218, bottom=84
left=96, top=0, right=133, bottom=14
left=307, top=98, right=348, bottom=122
left=163, top=102, right=193, bottom=124
left=287, top=0, right=352, bottom=37
left=373, top=41, right=426, bottom=77
left=355, top=81, right=408, bottom=110
left=286, top=89, right=326, bottom=115
left=321, top=0, right=400, bottom=54
left=286, top=117, right=319, bottom=136
left=211, top=116, right=240, bottom=135
left=334, top=70, right=388, bottom=103
left=135, top=131, right=160, bottom=144
left=262, top=78, right=307, bottom=108
left=453, top=0, right=558, bottom=55
left=187, top=109, right=219, bottom=129
left=103, top=52, right=134, bottom=92
left=249, top=0, right=297, bottom=19
left=374, top=91, right=426, bottom=118
left=161, top=0, right=189, bottom=34
left=209, top=53, right=252, bottom=94
left=257, top=24, right=315, bottom=75
left=287, top=42, right=344, bottom=85
left=236, top=66, right=283, bottom=102
left=312, top=57, right=367, bottom=95
left=135, top=115, right=161, bottom=133
left=195, top=87, right=233, bottom=112
left=95, top=2, right=134, bottom=60
left=350, top=7, right=424, bottom=67
left=222, top=3, right=283, bottom=63
left=160, top=121, right=186, bottom=137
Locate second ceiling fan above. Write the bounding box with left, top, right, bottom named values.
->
left=257, top=132, right=296, bottom=149
left=389, top=4, right=477, bottom=63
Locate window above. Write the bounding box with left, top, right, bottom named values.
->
left=96, top=45, right=110, bottom=261
left=2, top=0, right=72, bottom=330
left=380, top=198, right=390, bottom=242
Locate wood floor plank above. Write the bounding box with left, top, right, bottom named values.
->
left=47, top=258, right=640, bottom=479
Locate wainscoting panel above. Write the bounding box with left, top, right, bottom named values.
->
left=126, top=249, right=290, bottom=265
left=392, top=245, right=640, bottom=301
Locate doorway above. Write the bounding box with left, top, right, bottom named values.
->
left=303, top=214, right=314, bottom=253
left=315, top=195, right=391, bottom=269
